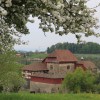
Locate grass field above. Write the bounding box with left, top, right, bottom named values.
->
left=29, top=53, right=47, bottom=59
left=0, top=93, right=100, bottom=100
left=75, top=54, right=100, bottom=59
left=29, top=53, right=100, bottom=59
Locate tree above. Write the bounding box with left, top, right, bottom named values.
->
left=0, top=18, right=24, bottom=92
left=0, top=51, right=20, bottom=76
left=62, top=68, right=95, bottom=93
left=1, top=72, right=25, bottom=92
left=46, top=42, right=100, bottom=54
left=0, top=0, right=100, bottom=44
left=0, top=18, right=22, bottom=52
left=0, top=51, right=25, bottom=93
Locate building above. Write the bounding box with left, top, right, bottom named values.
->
left=22, top=50, right=97, bottom=93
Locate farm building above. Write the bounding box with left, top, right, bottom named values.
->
left=22, top=50, right=97, bottom=93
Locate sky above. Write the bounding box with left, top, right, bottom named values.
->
left=14, top=0, right=100, bottom=52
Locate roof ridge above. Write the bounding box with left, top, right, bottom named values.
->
left=47, top=50, right=78, bottom=62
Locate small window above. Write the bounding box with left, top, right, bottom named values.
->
left=43, top=70, right=48, bottom=73
left=50, top=66, right=53, bottom=70
left=50, top=65, right=53, bottom=70
left=67, top=65, right=70, bottom=69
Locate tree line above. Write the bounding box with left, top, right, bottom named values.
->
left=47, top=42, right=100, bottom=54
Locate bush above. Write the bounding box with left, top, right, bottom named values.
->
left=62, top=68, right=95, bottom=93
left=1, top=72, right=25, bottom=93
left=95, top=84, right=100, bottom=93
left=0, top=85, right=3, bottom=93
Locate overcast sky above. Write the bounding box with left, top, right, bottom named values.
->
left=14, top=0, right=100, bottom=52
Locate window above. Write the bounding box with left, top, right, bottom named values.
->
left=43, top=70, right=48, bottom=73
left=67, top=65, right=70, bottom=69
left=50, top=66, right=53, bottom=70
left=50, top=65, right=53, bottom=70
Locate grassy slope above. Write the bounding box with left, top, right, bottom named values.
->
left=0, top=93, right=100, bottom=100
left=29, top=53, right=100, bottom=59
left=29, top=53, right=47, bottom=59
left=75, top=54, right=100, bottom=59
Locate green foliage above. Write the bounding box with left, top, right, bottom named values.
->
left=95, top=73, right=100, bottom=85
left=0, top=86, right=3, bottom=93
left=1, top=72, right=25, bottom=93
left=62, top=68, right=95, bottom=93
left=47, top=42, right=100, bottom=54
left=0, top=51, right=24, bottom=93
left=93, top=73, right=100, bottom=93
left=0, top=51, right=21, bottom=76
left=28, top=53, right=47, bottom=59
left=0, top=19, right=17, bottom=52
left=94, top=84, right=100, bottom=94
left=0, top=93, right=100, bottom=100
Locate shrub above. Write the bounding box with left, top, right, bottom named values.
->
left=2, top=72, right=25, bottom=93
left=0, top=85, right=3, bottom=93
left=62, top=68, right=95, bottom=93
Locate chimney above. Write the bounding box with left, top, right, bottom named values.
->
left=81, top=57, right=84, bottom=61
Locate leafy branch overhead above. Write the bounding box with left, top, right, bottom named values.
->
left=0, top=0, right=100, bottom=42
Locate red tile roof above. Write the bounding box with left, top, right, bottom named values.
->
left=22, top=62, right=48, bottom=71
left=77, top=61, right=96, bottom=69
left=47, top=50, right=78, bottom=62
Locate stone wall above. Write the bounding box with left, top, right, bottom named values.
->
left=30, top=81, right=60, bottom=93
left=59, top=63, right=75, bottom=74
left=47, top=63, right=75, bottom=74
left=47, top=63, right=59, bottom=74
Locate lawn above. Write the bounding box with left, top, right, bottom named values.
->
left=0, top=93, right=100, bottom=100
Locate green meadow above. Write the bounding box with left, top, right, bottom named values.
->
left=75, top=54, right=100, bottom=59
left=0, top=93, right=100, bottom=100
left=29, top=53, right=100, bottom=59
left=29, top=53, right=47, bottom=59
